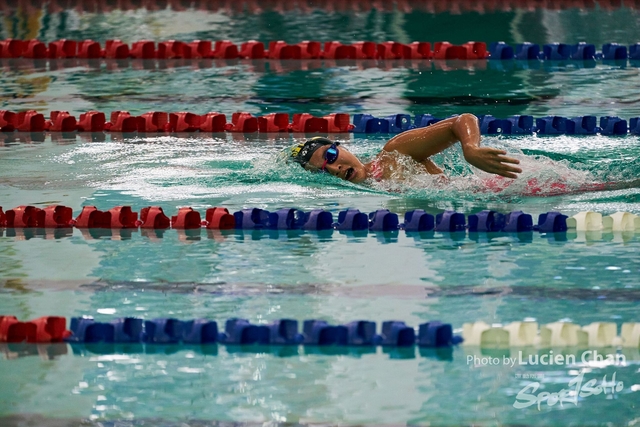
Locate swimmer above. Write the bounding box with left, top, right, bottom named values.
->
left=290, top=113, right=522, bottom=183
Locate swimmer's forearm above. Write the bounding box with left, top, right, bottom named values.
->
left=383, top=114, right=480, bottom=161
left=422, top=158, right=444, bottom=174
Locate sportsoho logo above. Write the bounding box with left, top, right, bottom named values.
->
left=513, top=371, right=623, bottom=410
left=468, top=350, right=626, bottom=410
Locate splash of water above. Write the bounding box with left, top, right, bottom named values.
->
left=314, top=142, right=640, bottom=201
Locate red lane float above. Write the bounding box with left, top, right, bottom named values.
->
left=239, top=40, right=265, bottom=59
left=185, top=40, right=212, bottom=59
left=409, top=42, right=433, bottom=59
left=0, top=316, right=35, bottom=342
left=299, top=41, right=322, bottom=59
left=108, top=206, right=140, bottom=228
left=48, top=39, right=77, bottom=58
left=0, top=109, right=357, bottom=134
left=323, top=41, right=356, bottom=59
left=77, top=111, right=106, bottom=132
left=140, top=206, right=171, bottom=229
left=227, top=112, right=259, bottom=133
left=200, top=113, right=227, bottom=132
left=107, top=111, right=138, bottom=133
left=170, top=112, right=202, bottom=132
left=433, top=41, right=488, bottom=59
left=325, top=113, right=353, bottom=132
left=0, top=316, right=70, bottom=343
left=77, top=40, right=102, bottom=58
left=74, top=206, right=110, bottom=228
left=138, top=111, right=169, bottom=132
left=268, top=41, right=300, bottom=59
left=43, top=205, right=74, bottom=227
left=0, top=38, right=490, bottom=61
left=5, top=206, right=45, bottom=228
left=0, top=110, right=16, bottom=132
left=0, top=204, right=243, bottom=230
left=258, top=113, right=290, bottom=132
left=105, top=39, right=130, bottom=59
left=291, top=113, right=329, bottom=133
left=206, top=207, right=235, bottom=229
left=47, top=111, right=77, bottom=132
left=212, top=40, right=238, bottom=59
left=12, top=110, right=45, bottom=132
left=0, top=39, right=23, bottom=58
left=157, top=40, right=186, bottom=59
left=171, top=207, right=202, bottom=229
left=23, top=40, right=47, bottom=58
left=131, top=40, right=156, bottom=59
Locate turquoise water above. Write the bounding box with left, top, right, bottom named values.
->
left=2, top=4, right=640, bottom=427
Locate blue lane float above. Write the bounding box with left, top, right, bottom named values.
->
left=435, top=210, right=466, bottom=232
left=543, top=43, right=571, bottom=60
left=380, top=321, right=416, bottom=346
left=601, top=43, right=627, bottom=60
left=384, top=114, right=414, bottom=133
left=467, top=210, right=534, bottom=233
left=536, top=116, right=567, bottom=135
left=319, top=111, right=634, bottom=137
left=268, top=208, right=306, bottom=230
left=506, top=115, right=535, bottom=134
left=488, top=42, right=514, bottom=60
left=401, top=210, right=435, bottom=232
left=515, top=42, right=540, bottom=60
left=497, top=42, right=636, bottom=61
left=335, top=209, right=369, bottom=231
left=234, top=208, right=269, bottom=229
left=414, top=114, right=442, bottom=128
left=352, top=114, right=390, bottom=133
left=570, top=42, right=596, bottom=60
left=535, top=211, right=568, bottom=233
left=600, top=116, right=628, bottom=135
left=418, top=321, right=462, bottom=347
left=369, top=209, right=399, bottom=232
left=468, top=210, right=505, bottom=232
left=567, top=116, right=598, bottom=135
left=143, top=318, right=186, bottom=344
left=61, top=317, right=462, bottom=348
left=631, top=118, right=640, bottom=135
left=67, top=317, right=142, bottom=343
left=302, top=209, right=334, bottom=230
left=503, top=211, right=534, bottom=232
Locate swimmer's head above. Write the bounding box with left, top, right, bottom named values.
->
left=289, top=137, right=368, bottom=183
left=290, top=137, right=335, bottom=167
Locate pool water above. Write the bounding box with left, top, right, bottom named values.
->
left=1, top=3, right=640, bottom=427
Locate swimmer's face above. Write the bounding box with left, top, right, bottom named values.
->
left=305, top=144, right=367, bottom=183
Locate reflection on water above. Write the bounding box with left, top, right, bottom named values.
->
left=2, top=58, right=640, bottom=117
left=0, top=336, right=638, bottom=426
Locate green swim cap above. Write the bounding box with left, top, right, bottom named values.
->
left=290, top=137, right=337, bottom=167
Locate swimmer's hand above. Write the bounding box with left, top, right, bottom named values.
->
left=462, top=147, right=522, bottom=179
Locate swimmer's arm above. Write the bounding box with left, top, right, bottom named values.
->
left=382, top=114, right=522, bottom=179
left=422, top=158, right=443, bottom=175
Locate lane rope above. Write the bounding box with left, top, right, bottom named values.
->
left=1, top=110, right=639, bottom=135
left=2, top=39, right=640, bottom=61
left=1, top=316, right=638, bottom=349
left=1, top=205, right=639, bottom=233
